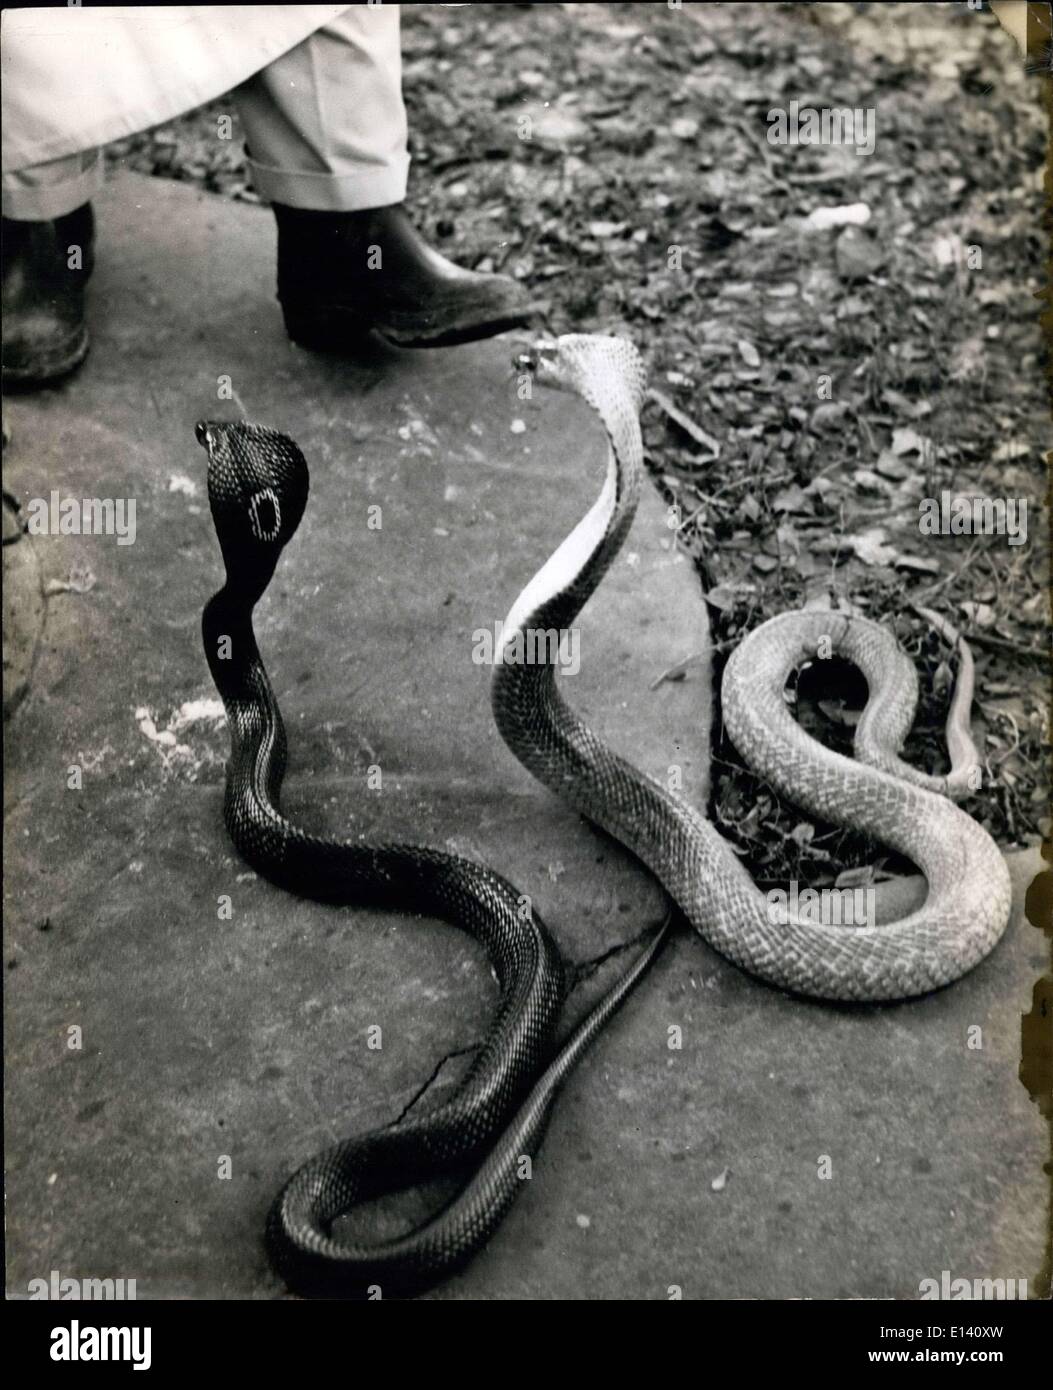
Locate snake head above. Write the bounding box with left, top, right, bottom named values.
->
left=197, top=420, right=309, bottom=590
left=510, top=335, right=647, bottom=414
left=509, top=337, right=562, bottom=389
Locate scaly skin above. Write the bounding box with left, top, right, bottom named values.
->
left=494, top=334, right=1011, bottom=1001
left=197, top=417, right=668, bottom=1300
left=196, top=332, right=1010, bottom=1299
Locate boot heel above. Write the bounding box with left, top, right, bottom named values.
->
left=280, top=301, right=372, bottom=353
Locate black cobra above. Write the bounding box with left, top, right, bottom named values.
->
left=196, top=416, right=669, bottom=1299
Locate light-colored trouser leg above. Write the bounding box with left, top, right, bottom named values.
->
left=2, top=6, right=406, bottom=222
left=3, top=149, right=105, bottom=221
left=232, top=5, right=408, bottom=211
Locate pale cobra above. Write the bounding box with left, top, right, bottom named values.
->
left=196, top=333, right=1010, bottom=1298
left=500, top=334, right=1011, bottom=1001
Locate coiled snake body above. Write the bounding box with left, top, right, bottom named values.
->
left=198, top=334, right=1010, bottom=1298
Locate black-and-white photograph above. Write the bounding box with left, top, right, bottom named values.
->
left=3, top=0, right=1050, bottom=1336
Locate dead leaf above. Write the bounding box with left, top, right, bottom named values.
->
left=960, top=601, right=996, bottom=628
left=804, top=203, right=871, bottom=231
left=770, top=485, right=810, bottom=513
left=647, top=388, right=720, bottom=458
left=993, top=440, right=1030, bottom=462
left=891, top=426, right=931, bottom=457
left=587, top=219, right=627, bottom=239
left=894, top=553, right=941, bottom=575
left=874, top=449, right=911, bottom=480
left=852, top=468, right=890, bottom=493
left=835, top=865, right=878, bottom=889
left=819, top=699, right=861, bottom=727
left=811, top=401, right=850, bottom=431
left=882, top=388, right=932, bottom=419
left=850, top=528, right=899, bottom=567
left=835, top=226, right=886, bottom=280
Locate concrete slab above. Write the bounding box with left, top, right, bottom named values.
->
left=3, top=173, right=1046, bottom=1300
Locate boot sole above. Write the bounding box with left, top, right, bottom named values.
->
left=283, top=301, right=536, bottom=353
left=2, top=326, right=90, bottom=391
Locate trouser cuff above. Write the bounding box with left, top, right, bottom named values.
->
left=246, top=152, right=410, bottom=212
left=2, top=152, right=105, bottom=221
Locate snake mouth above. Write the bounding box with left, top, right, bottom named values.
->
left=509, top=336, right=560, bottom=373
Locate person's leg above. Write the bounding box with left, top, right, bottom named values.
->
left=233, top=3, right=409, bottom=214
left=3, top=150, right=105, bottom=222
left=233, top=6, right=534, bottom=349
left=2, top=151, right=102, bottom=387
left=2, top=5, right=533, bottom=384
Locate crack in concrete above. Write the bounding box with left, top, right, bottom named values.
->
left=568, top=920, right=664, bottom=988
left=394, top=916, right=670, bottom=1122
left=392, top=1041, right=482, bottom=1125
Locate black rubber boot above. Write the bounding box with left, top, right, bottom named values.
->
left=273, top=202, right=537, bottom=350
left=2, top=203, right=94, bottom=389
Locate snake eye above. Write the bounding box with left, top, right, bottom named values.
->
left=195, top=421, right=213, bottom=449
